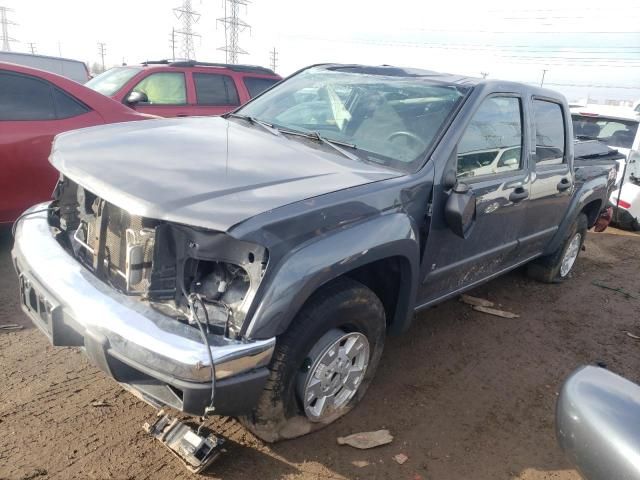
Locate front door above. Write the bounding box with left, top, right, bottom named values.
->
left=419, top=94, right=530, bottom=304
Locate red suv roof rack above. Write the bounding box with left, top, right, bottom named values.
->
left=141, top=59, right=276, bottom=75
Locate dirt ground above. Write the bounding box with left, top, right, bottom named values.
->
left=1, top=225, right=639, bottom=480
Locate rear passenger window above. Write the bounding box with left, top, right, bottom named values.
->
left=243, top=77, right=279, bottom=98
left=194, top=73, right=239, bottom=105
left=0, top=71, right=56, bottom=121
left=52, top=88, right=89, bottom=119
left=457, top=96, right=523, bottom=178
left=533, top=100, right=565, bottom=166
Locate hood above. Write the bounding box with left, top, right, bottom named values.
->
left=50, top=117, right=401, bottom=232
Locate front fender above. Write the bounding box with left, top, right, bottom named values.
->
left=243, top=213, right=420, bottom=340
left=543, top=178, right=607, bottom=256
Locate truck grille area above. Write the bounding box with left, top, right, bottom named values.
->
left=73, top=196, right=156, bottom=295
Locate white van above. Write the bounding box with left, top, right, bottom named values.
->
left=0, top=51, right=89, bottom=83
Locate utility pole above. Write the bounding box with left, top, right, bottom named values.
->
left=169, top=27, right=176, bottom=61
left=27, top=42, right=36, bottom=54
left=480, top=71, right=489, bottom=79
left=269, top=47, right=278, bottom=72
left=97, top=42, right=106, bottom=72
left=173, top=0, right=200, bottom=60
left=217, top=0, right=250, bottom=64
left=1, top=5, right=17, bottom=52
left=540, top=69, right=548, bottom=87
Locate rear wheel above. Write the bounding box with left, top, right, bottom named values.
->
left=239, top=277, right=385, bottom=442
left=527, top=213, right=588, bottom=283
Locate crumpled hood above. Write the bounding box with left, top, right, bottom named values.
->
left=50, top=116, right=402, bottom=231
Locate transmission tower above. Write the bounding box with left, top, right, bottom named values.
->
left=173, top=0, right=200, bottom=60
left=217, top=0, right=250, bottom=64
left=97, top=42, right=106, bottom=72
left=269, top=47, right=278, bottom=72
left=1, top=5, right=17, bottom=52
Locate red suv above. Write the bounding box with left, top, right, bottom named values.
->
left=85, top=60, right=281, bottom=118
left=0, top=62, right=152, bottom=224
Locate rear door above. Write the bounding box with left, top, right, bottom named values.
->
left=0, top=70, right=103, bottom=222
left=419, top=93, right=531, bottom=303
left=187, top=72, right=241, bottom=116
left=519, top=98, right=573, bottom=257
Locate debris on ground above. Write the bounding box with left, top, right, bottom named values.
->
left=625, top=331, right=640, bottom=340
left=472, top=305, right=520, bottom=319
left=90, top=400, right=111, bottom=407
left=393, top=453, right=409, bottom=464
left=351, top=460, right=370, bottom=468
left=459, top=294, right=494, bottom=308
left=0, top=323, right=24, bottom=331
left=592, top=280, right=640, bottom=300
left=337, top=429, right=393, bottom=449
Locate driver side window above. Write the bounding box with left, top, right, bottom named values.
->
left=131, top=72, right=186, bottom=105
left=457, top=96, right=523, bottom=179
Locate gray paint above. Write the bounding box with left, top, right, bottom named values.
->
left=557, top=366, right=640, bottom=480
left=47, top=65, right=615, bottom=341
left=50, top=116, right=401, bottom=232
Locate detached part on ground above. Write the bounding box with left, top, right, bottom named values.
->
left=143, top=410, right=225, bottom=474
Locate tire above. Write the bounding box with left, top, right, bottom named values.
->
left=239, top=277, right=386, bottom=442
left=527, top=213, right=588, bottom=283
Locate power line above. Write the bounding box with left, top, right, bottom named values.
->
left=174, top=0, right=200, bottom=60
left=0, top=5, right=17, bottom=52
left=218, top=0, right=250, bottom=64
left=269, top=47, right=278, bottom=72
left=97, top=42, right=106, bottom=72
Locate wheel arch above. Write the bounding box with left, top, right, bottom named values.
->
left=243, top=213, right=420, bottom=340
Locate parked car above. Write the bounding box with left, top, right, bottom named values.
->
left=0, top=62, right=154, bottom=224
left=557, top=365, right=640, bottom=480
left=571, top=105, right=640, bottom=229
left=85, top=60, right=281, bottom=117
left=12, top=64, right=617, bottom=444
left=0, top=51, right=90, bottom=83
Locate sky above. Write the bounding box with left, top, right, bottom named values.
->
left=3, top=0, right=639, bottom=103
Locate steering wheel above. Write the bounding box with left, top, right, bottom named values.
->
left=386, top=131, right=427, bottom=150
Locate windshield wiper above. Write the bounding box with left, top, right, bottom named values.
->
left=277, top=127, right=360, bottom=162
left=309, top=131, right=360, bottom=162
left=226, top=113, right=281, bottom=137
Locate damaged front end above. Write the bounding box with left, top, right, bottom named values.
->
left=12, top=176, right=275, bottom=419
left=52, top=176, right=268, bottom=339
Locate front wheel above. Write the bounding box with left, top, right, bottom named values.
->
left=527, top=213, right=588, bottom=283
left=239, top=277, right=386, bottom=442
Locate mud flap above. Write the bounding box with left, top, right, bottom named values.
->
left=143, top=410, right=225, bottom=474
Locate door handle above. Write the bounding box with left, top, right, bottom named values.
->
left=509, top=187, right=529, bottom=203
left=557, top=178, right=572, bottom=191
left=176, top=113, right=189, bottom=117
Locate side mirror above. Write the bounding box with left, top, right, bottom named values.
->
left=444, top=181, right=476, bottom=238
left=126, top=91, right=148, bottom=106
left=557, top=366, right=640, bottom=480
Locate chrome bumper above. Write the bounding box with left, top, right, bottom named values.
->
left=11, top=204, right=275, bottom=386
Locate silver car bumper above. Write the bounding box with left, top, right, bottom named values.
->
left=11, top=204, right=275, bottom=413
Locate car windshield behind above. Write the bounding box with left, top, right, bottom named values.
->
left=572, top=114, right=638, bottom=149
left=86, top=67, right=142, bottom=96
left=237, top=66, right=468, bottom=171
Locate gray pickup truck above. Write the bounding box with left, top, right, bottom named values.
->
left=13, top=64, right=616, bottom=442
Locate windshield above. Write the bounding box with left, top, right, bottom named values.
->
left=237, top=66, right=467, bottom=171
left=572, top=114, right=638, bottom=149
left=86, top=67, right=142, bottom=96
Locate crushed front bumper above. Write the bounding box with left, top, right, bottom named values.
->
left=11, top=204, right=274, bottom=416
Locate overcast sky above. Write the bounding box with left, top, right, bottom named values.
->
left=3, top=0, right=639, bottom=102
